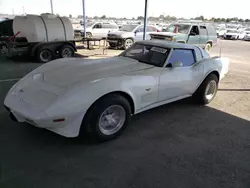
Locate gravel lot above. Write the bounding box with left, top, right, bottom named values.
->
left=0, top=40, right=250, bottom=188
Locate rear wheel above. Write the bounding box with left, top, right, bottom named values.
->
left=82, top=94, right=131, bottom=142
left=123, top=38, right=134, bottom=50
left=37, top=48, right=53, bottom=63
left=193, top=74, right=219, bottom=105
left=59, top=45, right=75, bottom=58
left=204, top=43, right=212, bottom=52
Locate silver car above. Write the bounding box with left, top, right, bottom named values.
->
left=75, top=22, right=119, bottom=38
left=107, top=24, right=159, bottom=49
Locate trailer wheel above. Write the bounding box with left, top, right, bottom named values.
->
left=37, top=49, right=53, bottom=63
left=60, top=45, right=75, bottom=58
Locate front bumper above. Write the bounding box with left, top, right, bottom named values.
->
left=224, top=35, right=237, bottom=40
left=107, top=37, right=124, bottom=47
left=4, top=94, right=84, bottom=138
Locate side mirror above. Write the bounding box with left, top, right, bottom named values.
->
left=189, top=32, right=196, bottom=36
left=171, top=61, right=183, bottom=68
left=134, top=30, right=138, bottom=36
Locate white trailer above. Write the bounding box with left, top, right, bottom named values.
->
left=0, top=14, right=77, bottom=63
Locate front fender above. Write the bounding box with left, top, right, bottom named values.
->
left=45, top=77, right=137, bottom=117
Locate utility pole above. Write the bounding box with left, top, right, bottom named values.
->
left=82, top=0, right=86, bottom=38
left=50, top=0, right=54, bottom=14
left=22, top=6, right=25, bottom=15
left=143, top=0, right=148, bottom=40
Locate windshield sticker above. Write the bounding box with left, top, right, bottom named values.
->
left=150, top=47, right=168, bottom=54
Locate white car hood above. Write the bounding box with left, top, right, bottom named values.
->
left=42, top=57, right=154, bottom=87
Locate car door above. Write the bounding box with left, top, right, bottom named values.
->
left=147, top=26, right=158, bottom=39
left=158, top=48, right=204, bottom=102
left=92, top=23, right=103, bottom=37
left=199, top=26, right=209, bottom=48
left=134, top=25, right=144, bottom=41
left=187, top=25, right=200, bottom=45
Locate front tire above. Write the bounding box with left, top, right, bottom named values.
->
left=82, top=94, right=131, bottom=142
left=123, top=38, right=134, bottom=50
left=193, top=74, right=219, bottom=105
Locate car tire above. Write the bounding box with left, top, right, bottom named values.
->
left=204, top=43, right=212, bottom=52
left=59, top=45, right=75, bottom=58
left=109, top=43, right=117, bottom=49
left=36, top=48, right=53, bottom=63
left=86, top=32, right=92, bottom=38
left=193, top=74, right=219, bottom=105
left=123, top=38, right=134, bottom=50
left=82, top=94, right=132, bottom=142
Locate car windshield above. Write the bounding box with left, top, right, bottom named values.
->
left=86, top=22, right=94, bottom=27
left=227, top=29, right=238, bottom=33
left=166, top=24, right=191, bottom=34
left=120, top=24, right=138, bottom=32
left=119, top=43, right=169, bottom=67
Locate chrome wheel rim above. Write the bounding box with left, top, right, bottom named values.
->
left=125, top=39, right=133, bottom=49
left=99, top=105, right=126, bottom=136
left=205, top=80, right=217, bottom=100
left=62, top=48, right=72, bottom=58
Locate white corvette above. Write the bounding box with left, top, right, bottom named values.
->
left=4, top=40, right=230, bottom=141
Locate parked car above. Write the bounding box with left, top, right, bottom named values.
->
left=4, top=40, right=230, bottom=141
left=216, top=27, right=227, bottom=37
left=223, top=29, right=241, bottom=40
left=149, top=22, right=217, bottom=52
left=107, top=24, right=160, bottom=49
left=243, top=28, right=250, bottom=41
left=74, top=22, right=119, bottom=38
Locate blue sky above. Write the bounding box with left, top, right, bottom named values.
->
left=1, top=0, right=250, bottom=19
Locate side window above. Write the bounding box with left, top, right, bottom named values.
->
left=194, top=47, right=203, bottom=61
left=102, top=24, right=110, bottom=29
left=207, top=25, right=217, bottom=35
left=93, top=23, right=102, bottom=29
left=147, top=26, right=157, bottom=32
left=199, top=26, right=207, bottom=35
left=168, top=49, right=196, bottom=67
left=110, top=24, right=118, bottom=29
left=136, top=26, right=144, bottom=32
left=190, top=26, right=199, bottom=35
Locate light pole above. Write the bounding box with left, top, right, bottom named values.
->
left=143, top=0, right=148, bottom=40
left=82, top=0, right=86, bottom=38
left=50, top=0, right=54, bottom=14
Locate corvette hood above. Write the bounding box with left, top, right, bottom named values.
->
left=41, top=57, right=153, bottom=87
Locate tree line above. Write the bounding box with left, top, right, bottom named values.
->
left=76, top=14, right=250, bottom=23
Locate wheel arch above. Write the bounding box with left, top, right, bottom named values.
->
left=194, top=70, right=220, bottom=94
left=81, top=90, right=135, bottom=133
left=85, top=91, right=135, bottom=117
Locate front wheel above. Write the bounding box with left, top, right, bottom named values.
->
left=123, top=38, right=134, bottom=50
left=109, top=43, right=117, bottom=49
left=193, top=74, right=219, bottom=105
left=82, top=94, right=131, bottom=142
